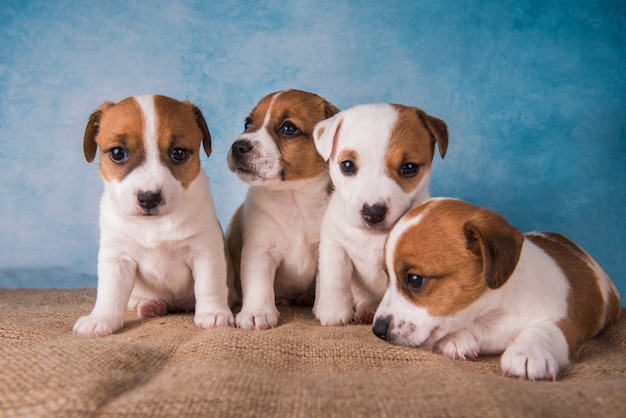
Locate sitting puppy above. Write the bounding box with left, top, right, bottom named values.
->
left=226, top=89, right=339, bottom=330
left=313, top=103, right=448, bottom=325
left=74, top=95, right=234, bottom=337
left=373, top=198, right=621, bottom=380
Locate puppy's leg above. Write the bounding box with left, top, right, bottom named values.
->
left=236, top=246, right=280, bottom=330
left=136, top=299, right=168, bottom=318
left=434, top=329, right=480, bottom=360
left=192, top=249, right=235, bottom=329
left=313, top=237, right=354, bottom=326
left=73, top=255, right=136, bottom=337
left=500, top=322, right=570, bottom=380
left=354, top=300, right=379, bottom=324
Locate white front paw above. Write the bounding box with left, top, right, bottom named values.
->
left=501, top=343, right=561, bottom=380
left=236, top=306, right=280, bottom=330
left=73, top=314, right=123, bottom=337
left=435, top=330, right=480, bottom=360
left=195, top=309, right=235, bottom=329
left=313, top=302, right=354, bottom=326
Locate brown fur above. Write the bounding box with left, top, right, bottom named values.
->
left=84, top=97, right=146, bottom=182
left=244, top=89, right=339, bottom=181
left=226, top=205, right=244, bottom=299
left=463, top=208, right=524, bottom=290
left=153, top=95, right=211, bottom=188
left=392, top=199, right=620, bottom=359
left=385, top=105, right=448, bottom=194
left=227, top=90, right=339, bottom=288
left=527, top=233, right=620, bottom=359
left=392, top=200, right=490, bottom=317
left=83, top=95, right=211, bottom=189
left=336, top=149, right=359, bottom=167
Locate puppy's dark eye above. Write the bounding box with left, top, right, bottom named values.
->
left=244, top=117, right=252, bottom=131
left=407, top=273, right=428, bottom=291
left=279, top=121, right=300, bottom=137
left=170, top=147, right=189, bottom=163
left=340, top=160, right=357, bottom=176
left=399, top=162, right=419, bottom=177
left=109, top=146, right=128, bottom=164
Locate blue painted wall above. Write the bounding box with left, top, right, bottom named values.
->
left=0, top=0, right=624, bottom=302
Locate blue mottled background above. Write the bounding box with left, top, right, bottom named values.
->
left=0, top=0, right=624, bottom=302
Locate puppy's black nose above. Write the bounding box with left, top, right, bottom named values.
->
left=231, top=140, right=253, bottom=160
left=137, top=190, right=162, bottom=210
left=362, top=203, right=387, bottom=226
left=372, top=316, right=390, bottom=340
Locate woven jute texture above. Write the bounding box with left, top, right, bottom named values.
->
left=0, top=288, right=624, bottom=418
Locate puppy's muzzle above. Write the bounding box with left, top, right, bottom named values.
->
left=137, top=190, right=163, bottom=211
left=230, top=140, right=253, bottom=164
left=362, top=203, right=388, bottom=226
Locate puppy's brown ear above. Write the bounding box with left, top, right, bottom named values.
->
left=416, top=109, right=448, bottom=159
left=83, top=102, right=114, bottom=163
left=463, top=208, right=524, bottom=289
left=191, top=105, right=212, bottom=157
left=313, top=112, right=343, bottom=162
left=323, top=101, right=340, bottom=119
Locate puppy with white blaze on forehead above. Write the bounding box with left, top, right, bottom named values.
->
left=312, top=103, right=448, bottom=326
left=373, top=198, right=621, bottom=380
left=226, top=89, right=339, bottom=330
left=73, top=95, right=235, bottom=337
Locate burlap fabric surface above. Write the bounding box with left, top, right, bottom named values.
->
left=0, top=289, right=624, bottom=418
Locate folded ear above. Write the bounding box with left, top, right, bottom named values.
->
left=416, top=109, right=448, bottom=159
left=83, top=101, right=114, bottom=163
left=191, top=104, right=212, bottom=157
left=323, top=100, right=340, bottom=119
left=313, top=113, right=343, bottom=162
left=463, top=208, right=524, bottom=289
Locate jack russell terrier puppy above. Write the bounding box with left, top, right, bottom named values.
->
left=313, top=103, right=448, bottom=325
left=226, top=89, right=339, bottom=330
left=373, top=198, right=621, bottom=380
left=74, top=95, right=234, bottom=337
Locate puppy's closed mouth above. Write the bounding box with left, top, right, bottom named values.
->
left=360, top=222, right=391, bottom=233
left=233, top=164, right=269, bottom=182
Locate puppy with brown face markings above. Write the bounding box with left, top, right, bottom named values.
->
left=73, top=95, right=234, bottom=337
left=312, top=103, right=448, bottom=326
left=373, top=198, right=621, bottom=380
left=226, top=89, right=339, bottom=330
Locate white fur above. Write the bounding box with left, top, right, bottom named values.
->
left=73, top=95, right=233, bottom=337
left=376, top=230, right=575, bottom=380
left=229, top=94, right=283, bottom=185
left=313, top=104, right=432, bottom=325
left=235, top=175, right=329, bottom=330
left=228, top=92, right=330, bottom=330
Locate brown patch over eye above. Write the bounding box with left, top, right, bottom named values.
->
left=245, top=94, right=275, bottom=133
left=95, top=98, right=146, bottom=182
left=392, top=200, right=487, bottom=317
left=266, top=90, right=338, bottom=181
left=385, top=105, right=436, bottom=193
left=154, top=95, right=204, bottom=188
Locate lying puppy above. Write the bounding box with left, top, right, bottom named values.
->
left=373, top=198, right=621, bottom=380
left=226, top=89, right=339, bottom=330
left=74, top=95, right=234, bottom=337
left=313, top=103, right=448, bottom=325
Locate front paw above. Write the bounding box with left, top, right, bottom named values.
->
left=236, top=306, right=280, bottom=330
left=501, top=343, right=561, bottom=381
left=195, top=309, right=235, bottom=329
left=313, top=302, right=354, bottom=326
left=435, top=330, right=480, bottom=360
left=73, top=313, right=123, bottom=337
